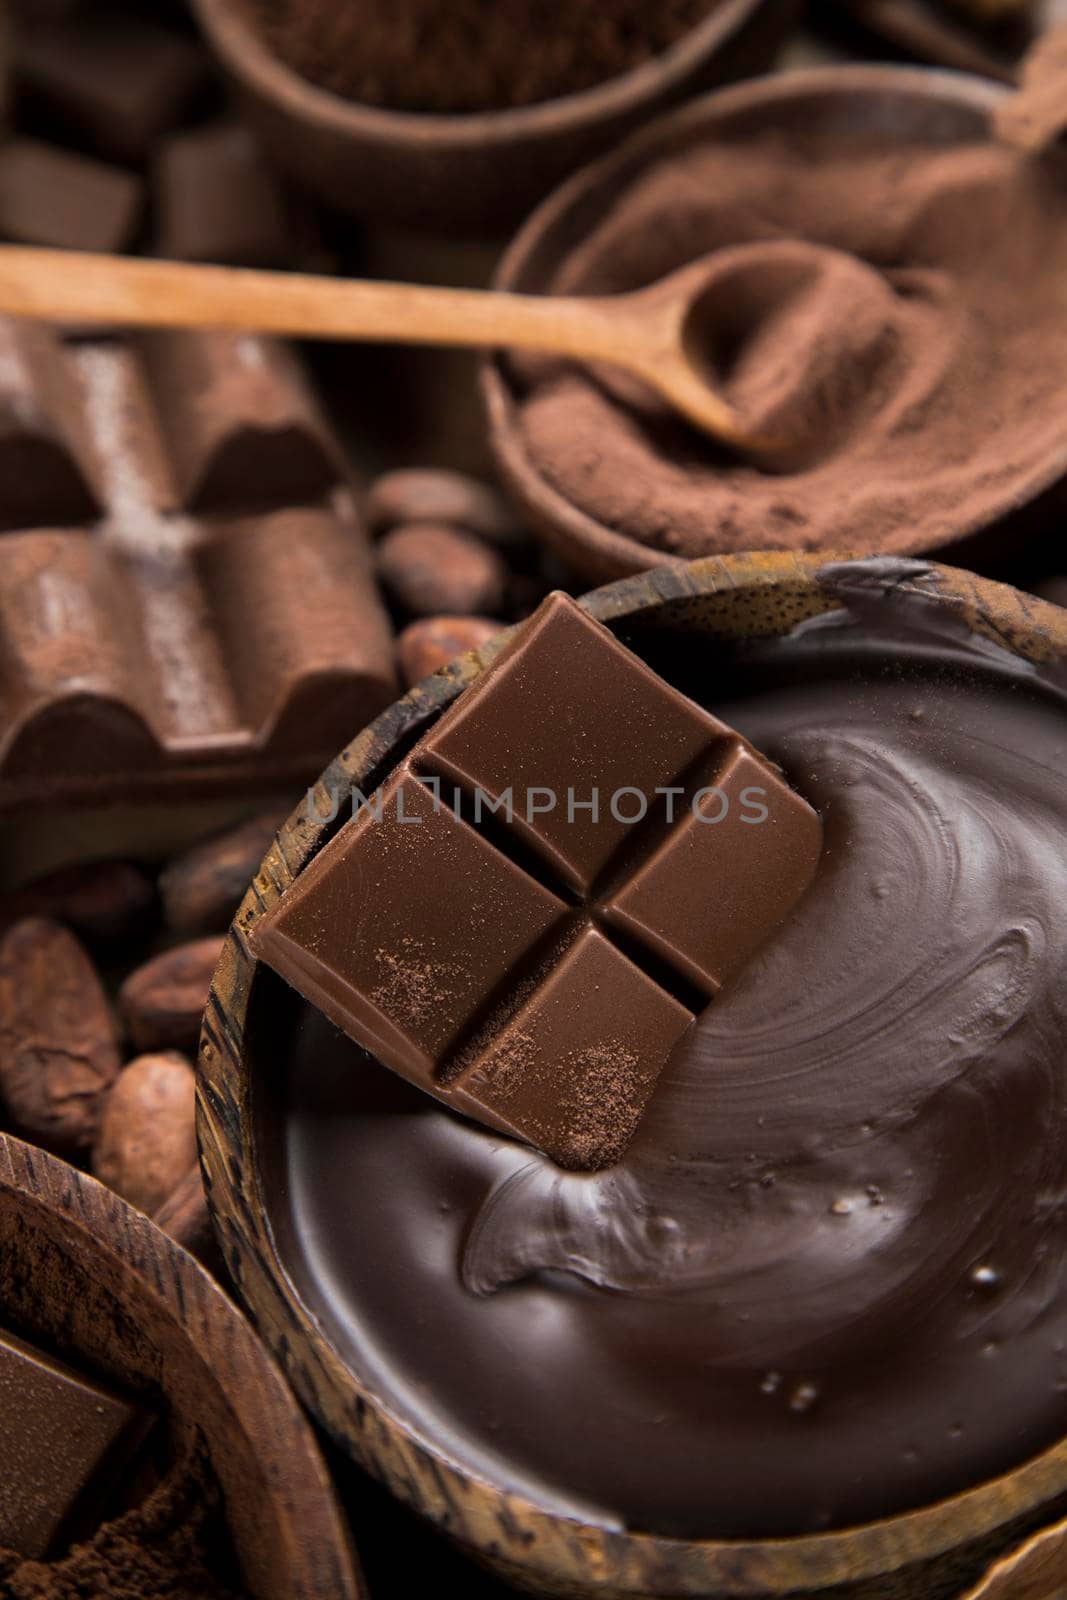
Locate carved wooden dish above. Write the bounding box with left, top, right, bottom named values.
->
left=0, top=1134, right=362, bottom=1600
left=200, top=554, right=1067, bottom=1599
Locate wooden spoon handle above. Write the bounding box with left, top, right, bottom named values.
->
left=0, top=246, right=631, bottom=365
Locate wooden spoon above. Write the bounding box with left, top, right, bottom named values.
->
left=0, top=244, right=777, bottom=458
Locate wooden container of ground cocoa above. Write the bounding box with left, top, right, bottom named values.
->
left=485, top=65, right=1067, bottom=583
left=190, top=0, right=796, bottom=232
left=201, top=553, right=1067, bottom=1600
left=0, top=1134, right=361, bottom=1598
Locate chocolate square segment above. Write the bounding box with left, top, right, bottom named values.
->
left=420, top=591, right=730, bottom=894
left=0, top=1328, right=147, bottom=1559
left=603, top=743, right=824, bottom=996
left=255, top=769, right=567, bottom=1084
left=451, top=927, right=693, bottom=1169
left=254, top=593, right=822, bottom=1168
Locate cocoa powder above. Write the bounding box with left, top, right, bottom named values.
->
left=514, top=123, right=1067, bottom=557
left=244, top=0, right=721, bottom=114
left=0, top=1435, right=245, bottom=1600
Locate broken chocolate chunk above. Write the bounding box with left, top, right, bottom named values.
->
left=254, top=594, right=822, bottom=1168
left=0, top=1327, right=151, bottom=1559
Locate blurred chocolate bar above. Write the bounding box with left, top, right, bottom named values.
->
left=0, top=138, right=144, bottom=253
left=154, top=121, right=293, bottom=268
left=15, top=16, right=210, bottom=164
left=0, top=319, right=396, bottom=813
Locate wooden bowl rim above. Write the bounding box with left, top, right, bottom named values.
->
left=482, top=64, right=1067, bottom=583
left=191, top=0, right=769, bottom=149
left=0, top=1133, right=363, bottom=1600
left=200, top=553, right=1067, bottom=1595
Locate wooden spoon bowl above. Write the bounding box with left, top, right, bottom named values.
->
left=200, top=553, right=1067, bottom=1600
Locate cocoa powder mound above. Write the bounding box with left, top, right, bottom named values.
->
left=0, top=1436, right=245, bottom=1600
left=514, top=126, right=1067, bottom=557
left=244, top=0, right=721, bottom=114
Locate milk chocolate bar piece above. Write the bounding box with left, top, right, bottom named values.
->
left=137, top=329, right=343, bottom=514
left=155, top=122, right=292, bottom=269
left=255, top=594, right=822, bottom=1168
left=0, top=529, right=158, bottom=785
left=0, top=1327, right=150, bottom=1559
left=422, top=589, right=722, bottom=893
left=16, top=19, right=209, bottom=164
left=0, top=138, right=143, bottom=254
left=0, top=324, right=395, bottom=811
left=256, top=767, right=568, bottom=1081
left=451, top=926, right=693, bottom=1169
left=0, top=319, right=102, bottom=531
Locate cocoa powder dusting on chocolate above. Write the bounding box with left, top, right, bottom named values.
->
left=244, top=0, right=721, bottom=114
left=371, top=939, right=462, bottom=1027
left=554, top=1042, right=645, bottom=1169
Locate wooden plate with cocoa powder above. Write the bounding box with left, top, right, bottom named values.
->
left=0, top=1133, right=362, bottom=1600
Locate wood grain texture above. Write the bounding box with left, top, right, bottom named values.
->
left=199, top=555, right=1067, bottom=1598
left=0, top=246, right=754, bottom=451
left=963, top=1514, right=1067, bottom=1600
left=0, top=1132, right=362, bottom=1600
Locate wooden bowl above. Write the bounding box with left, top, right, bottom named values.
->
left=189, top=0, right=796, bottom=233
left=200, top=552, right=1067, bottom=1600
left=483, top=66, right=1067, bottom=584
left=962, top=1515, right=1067, bottom=1600
left=0, top=1133, right=362, bottom=1600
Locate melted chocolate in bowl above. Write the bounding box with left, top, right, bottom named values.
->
left=255, top=563, right=1067, bottom=1540
left=507, top=104, right=1067, bottom=557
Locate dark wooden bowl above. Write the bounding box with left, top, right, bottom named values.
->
left=189, top=0, right=796, bottom=233
left=0, top=1133, right=362, bottom=1600
left=200, top=553, right=1067, bottom=1600
left=483, top=66, right=1067, bottom=584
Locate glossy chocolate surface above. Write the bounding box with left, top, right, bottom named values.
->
left=254, top=595, right=820, bottom=1167
left=256, top=562, right=1067, bottom=1538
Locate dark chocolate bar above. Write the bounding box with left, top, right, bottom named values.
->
left=16, top=17, right=210, bottom=165
left=0, top=138, right=143, bottom=254
left=255, top=594, right=822, bottom=1168
left=0, top=1326, right=150, bottom=1559
left=154, top=122, right=294, bottom=270
left=0, top=320, right=395, bottom=812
